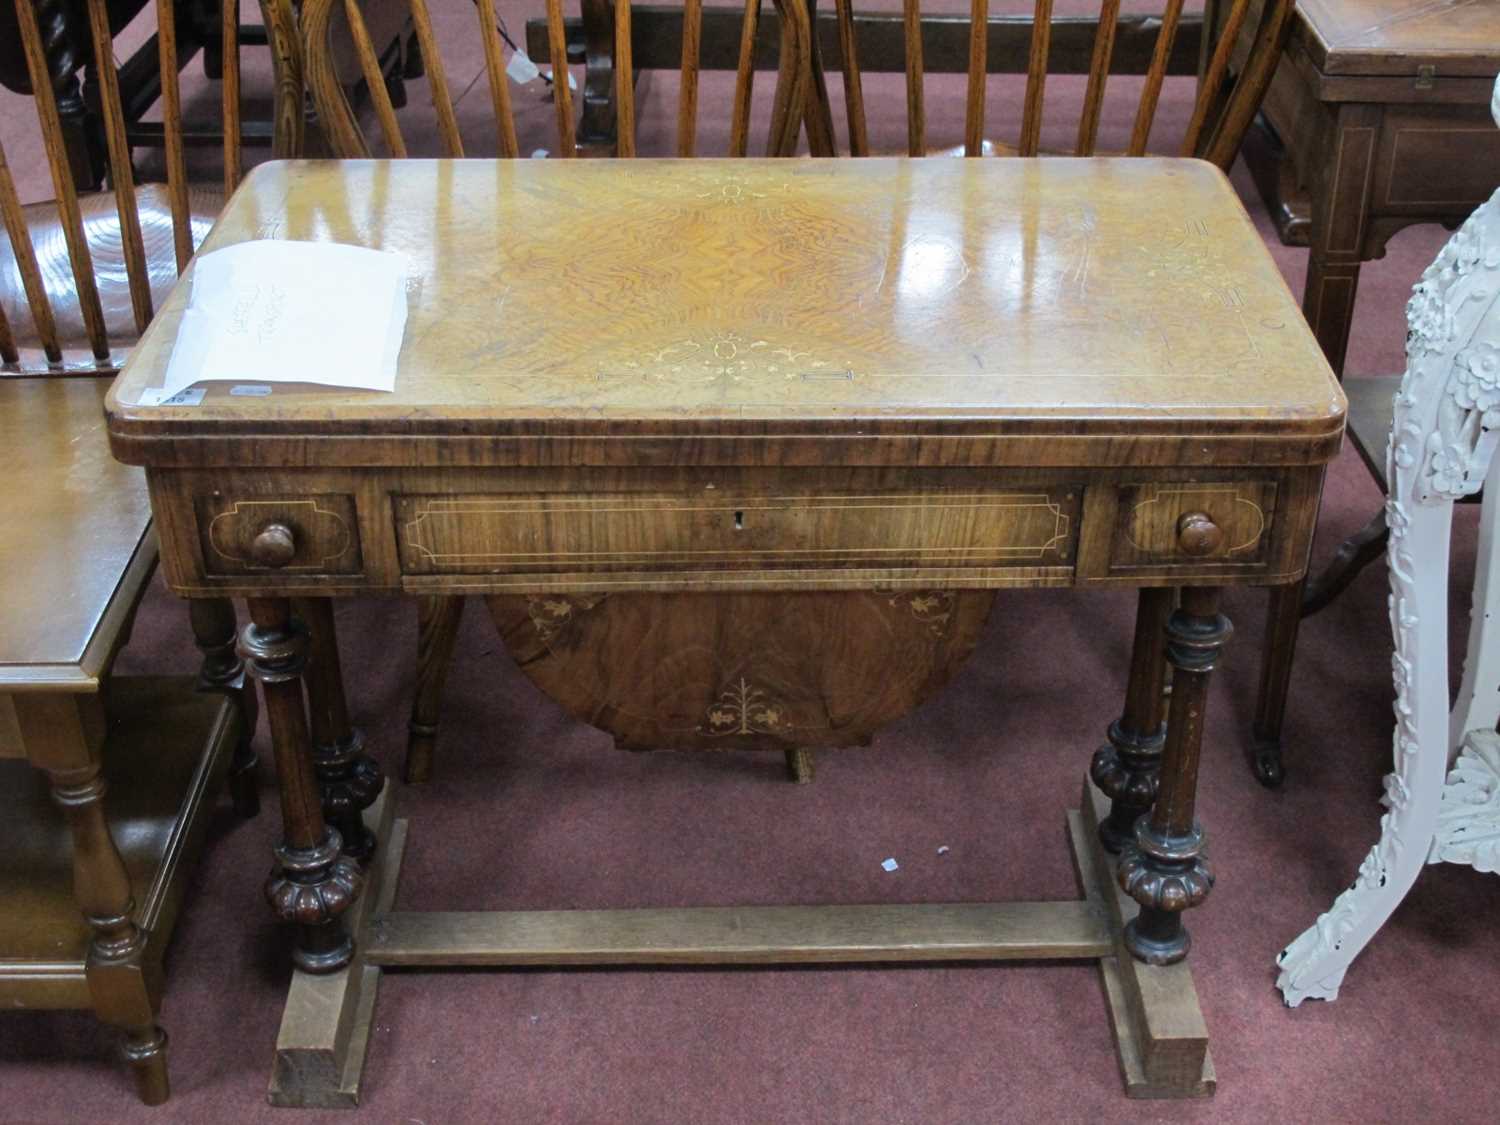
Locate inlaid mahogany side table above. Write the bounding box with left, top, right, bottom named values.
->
left=1222, top=0, right=1500, bottom=783
left=104, top=157, right=1343, bottom=1104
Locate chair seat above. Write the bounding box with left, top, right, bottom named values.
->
left=0, top=377, right=154, bottom=691
left=0, top=183, right=220, bottom=372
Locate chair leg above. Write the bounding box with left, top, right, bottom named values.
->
left=406, top=596, right=466, bottom=783
left=189, top=598, right=260, bottom=818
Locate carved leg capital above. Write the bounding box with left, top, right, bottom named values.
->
left=265, top=828, right=362, bottom=973
left=238, top=613, right=310, bottom=682
left=1119, top=820, right=1214, bottom=964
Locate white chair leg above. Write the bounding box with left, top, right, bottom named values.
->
left=1275, top=501, right=1454, bottom=1006
left=1450, top=454, right=1500, bottom=752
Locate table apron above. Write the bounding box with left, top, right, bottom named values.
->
left=145, top=463, right=1326, bottom=597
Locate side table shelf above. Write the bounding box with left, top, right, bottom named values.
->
left=0, top=678, right=241, bottom=1071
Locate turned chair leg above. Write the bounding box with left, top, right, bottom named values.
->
left=189, top=598, right=260, bottom=817
left=406, top=595, right=465, bottom=783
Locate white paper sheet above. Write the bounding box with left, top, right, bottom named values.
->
left=136, top=240, right=408, bottom=404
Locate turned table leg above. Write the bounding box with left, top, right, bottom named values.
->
left=15, top=691, right=169, bottom=1103
left=405, top=595, right=465, bottom=784
left=239, top=598, right=362, bottom=974
left=1250, top=580, right=1302, bottom=788
left=295, top=598, right=384, bottom=860
left=189, top=597, right=261, bottom=817
left=51, top=759, right=169, bottom=1103
left=1118, top=587, right=1230, bottom=965
left=1091, top=587, right=1172, bottom=853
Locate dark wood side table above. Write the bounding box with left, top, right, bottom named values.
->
left=105, top=157, right=1343, bottom=1104
left=0, top=377, right=251, bottom=1104
left=1228, top=0, right=1500, bottom=783
left=1241, top=0, right=1500, bottom=374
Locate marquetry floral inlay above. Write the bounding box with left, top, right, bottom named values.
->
left=699, top=678, right=786, bottom=737
left=614, top=331, right=845, bottom=384
left=890, top=591, right=956, bottom=635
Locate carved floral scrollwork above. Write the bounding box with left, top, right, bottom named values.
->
left=1432, top=731, right=1500, bottom=873
left=1276, top=169, right=1500, bottom=1006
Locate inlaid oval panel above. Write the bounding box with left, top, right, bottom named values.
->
left=486, top=590, right=996, bottom=752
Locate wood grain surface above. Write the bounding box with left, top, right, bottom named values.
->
left=107, top=158, right=1343, bottom=466
left=486, top=588, right=994, bottom=751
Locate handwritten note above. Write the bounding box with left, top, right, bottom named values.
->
left=136, top=241, right=408, bottom=404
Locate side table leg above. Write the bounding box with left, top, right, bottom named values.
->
left=1091, top=587, right=1172, bottom=853
left=296, top=598, right=384, bottom=861
left=1119, top=587, right=1231, bottom=965
left=189, top=597, right=261, bottom=817
left=50, top=758, right=169, bottom=1104
left=240, top=598, right=362, bottom=974
left=1302, top=103, right=1380, bottom=375
left=405, top=595, right=465, bottom=784
left=1250, top=581, right=1301, bottom=788
left=16, top=692, right=169, bottom=1103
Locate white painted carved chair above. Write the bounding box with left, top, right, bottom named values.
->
left=1276, top=75, right=1500, bottom=1007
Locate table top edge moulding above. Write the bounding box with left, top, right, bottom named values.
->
left=105, top=158, right=1345, bottom=471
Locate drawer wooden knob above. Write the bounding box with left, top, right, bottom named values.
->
left=1176, top=512, right=1224, bottom=557
left=250, top=522, right=297, bottom=568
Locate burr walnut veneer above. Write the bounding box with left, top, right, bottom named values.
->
left=105, top=156, right=1343, bottom=1103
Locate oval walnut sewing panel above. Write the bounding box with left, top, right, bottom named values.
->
left=396, top=489, right=1079, bottom=575
left=486, top=589, right=996, bottom=753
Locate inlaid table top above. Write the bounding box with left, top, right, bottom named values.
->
left=1292, top=0, right=1500, bottom=76
left=107, top=158, right=1343, bottom=470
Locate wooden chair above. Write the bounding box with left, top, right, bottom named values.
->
left=813, top=0, right=1294, bottom=169
left=304, top=0, right=821, bottom=160
left=302, top=0, right=823, bottom=787
left=1277, top=104, right=1500, bottom=1004
left=0, top=0, right=297, bottom=1101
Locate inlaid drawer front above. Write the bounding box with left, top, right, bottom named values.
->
left=1112, top=482, right=1277, bottom=567
left=196, top=494, right=363, bottom=575
left=396, top=490, right=1079, bottom=575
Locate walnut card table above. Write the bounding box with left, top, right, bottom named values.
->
left=104, top=157, right=1343, bottom=1104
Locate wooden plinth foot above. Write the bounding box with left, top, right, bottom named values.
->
left=1069, top=779, right=1215, bottom=1099
left=267, top=786, right=404, bottom=1109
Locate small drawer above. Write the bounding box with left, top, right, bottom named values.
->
left=395, top=489, right=1079, bottom=575
left=196, top=494, right=363, bottom=576
left=1112, top=481, right=1276, bottom=568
